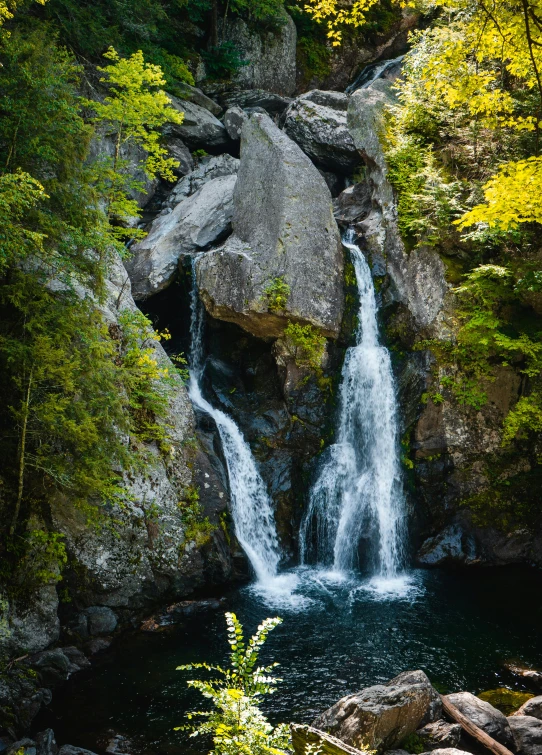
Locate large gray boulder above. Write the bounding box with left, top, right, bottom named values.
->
left=219, top=89, right=292, bottom=114
left=126, top=174, right=237, bottom=299
left=508, top=715, right=542, bottom=755
left=347, top=81, right=449, bottom=333
left=419, top=750, right=473, bottom=755
left=197, top=113, right=344, bottom=339
left=445, top=692, right=515, bottom=750
left=165, top=95, right=228, bottom=149
left=172, top=82, right=222, bottom=116
left=166, top=154, right=239, bottom=207
left=416, top=720, right=462, bottom=750
left=312, top=670, right=439, bottom=752
left=284, top=90, right=360, bottom=173
left=515, top=696, right=542, bottom=719
left=219, top=12, right=296, bottom=95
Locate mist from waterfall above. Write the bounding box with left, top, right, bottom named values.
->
left=300, top=229, right=406, bottom=579
left=187, top=256, right=282, bottom=585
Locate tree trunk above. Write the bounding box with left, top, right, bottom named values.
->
left=210, top=0, right=219, bottom=47
left=440, top=694, right=515, bottom=755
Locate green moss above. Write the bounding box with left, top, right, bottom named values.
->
left=401, top=733, right=426, bottom=754
left=283, top=321, right=326, bottom=372
left=478, top=688, right=534, bottom=716
left=177, top=486, right=215, bottom=551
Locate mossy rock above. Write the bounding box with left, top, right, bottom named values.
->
left=478, top=688, right=534, bottom=716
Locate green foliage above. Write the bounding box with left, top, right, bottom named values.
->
left=177, top=612, right=291, bottom=755
left=202, top=41, right=247, bottom=80
left=263, top=277, right=291, bottom=313
left=84, top=46, right=183, bottom=240
left=283, top=322, right=326, bottom=372
left=178, top=486, right=215, bottom=551
left=384, top=130, right=464, bottom=248
left=401, top=733, right=426, bottom=754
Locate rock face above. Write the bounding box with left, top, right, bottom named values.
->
left=284, top=91, right=361, bottom=174
left=47, top=257, right=233, bottom=612
left=126, top=174, right=237, bottom=299
left=219, top=12, right=297, bottom=95
left=165, top=95, right=229, bottom=150
left=416, top=720, right=462, bottom=750
left=348, top=81, right=449, bottom=334
left=312, top=670, right=439, bottom=752
left=508, top=715, right=542, bottom=755
left=219, top=89, right=292, bottom=115
left=197, top=113, right=344, bottom=339
left=515, top=696, right=542, bottom=719
left=444, top=692, right=515, bottom=750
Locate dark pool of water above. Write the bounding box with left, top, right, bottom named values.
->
left=36, top=566, right=542, bottom=754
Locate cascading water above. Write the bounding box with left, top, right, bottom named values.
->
left=188, top=256, right=282, bottom=585
left=300, top=230, right=405, bottom=579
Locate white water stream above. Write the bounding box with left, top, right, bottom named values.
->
left=188, top=257, right=282, bottom=585
left=300, top=230, right=406, bottom=579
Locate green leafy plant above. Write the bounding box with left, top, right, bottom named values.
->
left=202, top=41, right=247, bottom=80
left=176, top=612, right=291, bottom=755
left=283, top=321, right=326, bottom=372
left=178, top=486, right=215, bottom=551
left=83, top=47, right=183, bottom=240
left=263, top=277, right=290, bottom=313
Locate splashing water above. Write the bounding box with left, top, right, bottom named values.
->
left=188, top=256, right=282, bottom=585
left=300, top=230, right=406, bottom=579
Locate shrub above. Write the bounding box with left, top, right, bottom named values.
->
left=283, top=322, right=326, bottom=372
left=263, top=277, right=290, bottom=312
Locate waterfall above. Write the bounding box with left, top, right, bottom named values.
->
left=300, top=230, right=405, bottom=578
left=188, top=256, right=282, bottom=584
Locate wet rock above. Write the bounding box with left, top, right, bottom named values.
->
left=32, top=649, right=71, bottom=685
left=417, top=525, right=476, bottom=566
left=166, top=154, right=239, bottom=206
left=84, top=606, right=118, bottom=635
left=219, top=89, right=292, bottom=115
left=197, top=113, right=343, bottom=339
left=508, top=715, right=542, bottom=755
left=333, top=182, right=372, bottom=227
left=445, top=692, right=515, bottom=750
left=61, top=646, right=91, bottom=673
left=104, top=734, right=132, bottom=755
left=416, top=720, right=462, bottom=750
left=284, top=91, right=360, bottom=174
left=7, top=740, right=36, bottom=755
left=319, top=170, right=346, bottom=198
left=165, top=96, right=229, bottom=150
left=35, top=730, right=58, bottom=755
left=58, top=747, right=99, bottom=755
left=166, top=137, right=194, bottom=176
left=219, top=11, right=296, bottom=95
left=515, top=696, right=542, bottom=719
left=224, top=106, right=247, bottom=140
left=126, top=174, right=236, bottom=299
left=86, top=637, right=113, bottom=655
left=0, top=739, right=14, bottom=755
left=505, top=664, right=542, bottom=692
left=141, top=597, right=225, bottom=630
left=172, top=82, right=222, bottom=116
left=312, top=670, right=438, bottom=751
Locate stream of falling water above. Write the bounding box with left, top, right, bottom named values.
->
left=300, top=230, right=406, bottom=583
left=188, top=256, right=282, bottom=586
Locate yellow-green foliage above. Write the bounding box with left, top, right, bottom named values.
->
left=84, top=47, right=184, bottom=240
left=178, top=486, right=215, bottom=551
left=283, top=321, right=326, bottom=372
left=176, top=613, right=291, bottom=755
left=263, top=277, right=290, bottom=312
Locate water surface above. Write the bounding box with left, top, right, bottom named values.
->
left=38, top=566, right=542, bottom=754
